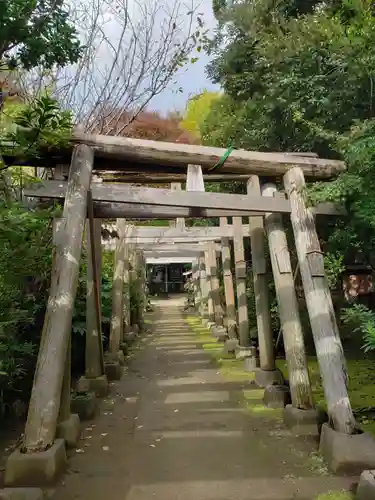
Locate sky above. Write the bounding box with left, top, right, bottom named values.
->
left=150, top=0, right=220, bottom=113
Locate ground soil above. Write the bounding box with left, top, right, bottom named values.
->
left=46, top=299, right=357, bottom=499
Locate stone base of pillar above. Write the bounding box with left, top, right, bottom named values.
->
left=76, top=375, right=109, bottom=397
left=263, top=385, right=291, bottom=408
left=244, top=355, right=260, bottom=372
left=223, top=339, right=238, bottom=356
left=254, top=368, right=284, bottom=388
left=56, top=413, right=81, bottom=448
left=124, top=331, right=138, bottom=345
left=5, top=439, right=67, bottom=487
left=211, top=325, right=228, bottom=342
left=283, top=404, right=325, bottom=437
left=71, top=392, right=98, bottom=421
left=106, top=351, right=125, bottom=366
left=104, top=360, right=123, bottom=381
left=235, top=346, right=256, bottom=361
left=320, top=423, right=375, bottom=474
left=357, top=470, right=375, bottom=500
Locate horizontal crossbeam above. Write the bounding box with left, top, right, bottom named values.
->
left=24, top=181, right=344, bottom=216
left=104, top=225, right=251, bottom=239
left=146, top=257, right=196, bottom=264
left=70, top=132, right=344, bottom=179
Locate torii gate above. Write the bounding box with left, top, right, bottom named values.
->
left=4, top=133, right=371, bottom=492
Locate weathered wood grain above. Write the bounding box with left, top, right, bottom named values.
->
left=262, top=182, right=313, bottom=410
left=71, top=132, right=344, bottom=179
left=23, top=145, right=93, bottom=452
left=24, top=181, right=345, bottom=216
left=248, top=176, right=274, bottom=369
left=284, top=167, right=355, bottom=433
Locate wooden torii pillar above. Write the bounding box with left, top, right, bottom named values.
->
left=5, top=145, right=94, bottom=487
left=76, top=211, right=108, bottom=396
left=108, top=218, right=128, bottom=368
left=284, top=167, right=355, bottom=435
left=262, top=182, right=315, bottom=425
left=220, top=217, right=237, bottom=338
left=247, top=176, right=282, bottom=385
left=233, top=216, right=250, bottom=353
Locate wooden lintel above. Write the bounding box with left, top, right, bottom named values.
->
left=94, top=202, right=263, bottom=219
left=24, top=181, right=345, bottom=216
left=104, top=225, right=251, bottom=239
left=70, top=132, right=343, bottom=179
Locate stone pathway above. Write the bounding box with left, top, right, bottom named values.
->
left=52, top=299, right=357, bottom=500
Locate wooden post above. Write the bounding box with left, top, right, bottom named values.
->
left=233, top=216, right=249, bottom=347
left=169, top=183, right=185, bottom=231
left=247, top=176, right=275, bottom=370
left=109, top=218, right=127, bottom=355
left=262, top=182, right=314, bottom=409
left=85, top=216, right=105, bottom=377
left=53, top=219, right=71, bottom=424
left=137, top=250, right=146, bottom=330
left=186, top=164, right=210, bottom=318
left=23, top=145, right=93, bottom=452
left=199, top=252, right=208, bottom=318
left=284, top=167, right=355, bottom=433
left=208, top=242, right=224, bottom=326
left=220, top=217, right=237, bottom=337
left=123, top=234, right=131, bottom=334
left=131, top=249, right=145, bottom=329
left=204, top=249, right=215, bottom=322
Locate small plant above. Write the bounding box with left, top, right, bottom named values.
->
left=340, top=304, right=375, bottom=352
left=324, top=253, right=345, bottom=290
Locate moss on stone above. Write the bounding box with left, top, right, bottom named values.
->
left=276, top=357, right=375, bottom=436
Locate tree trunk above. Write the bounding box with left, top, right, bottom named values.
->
left=283, top=167, right=355, bottom=433
left=262, top=182, right=314, bottom=410
left=233, top=216, right=249, bottom=347
left=247, top=176, right=274, bottom=369
left=23, top=145, right=93, bottom=452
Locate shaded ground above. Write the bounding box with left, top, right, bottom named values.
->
left=50, top=298, right=357, bottom=500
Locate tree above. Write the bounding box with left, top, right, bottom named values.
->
left=110, top=110, right=184, bottom=141
left=0, top=0, right=81, bottom=72
left=180, top=90, right=221, bottom=140
left=22, top=0, right=207, bottom=134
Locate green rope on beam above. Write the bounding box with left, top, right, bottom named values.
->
left=208, top=145, right=234, bottom=172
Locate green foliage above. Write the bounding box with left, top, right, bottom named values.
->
left=324, top=252, right=345, bottom=289
left=340, top=304, right=375, bottom=352
left=0, top=0, right=82, bottom=70
left=0, top=201, right=55, bottom=417
left=181, top=90, right=221, bottom=139
left=202, top=0, right=375, bottom=350
left=3, top=94, right=73, bottom=160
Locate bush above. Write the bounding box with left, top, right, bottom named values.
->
left=340, top=304, right=375, bottom=353
left=0, top=202, right=55, bottom=417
